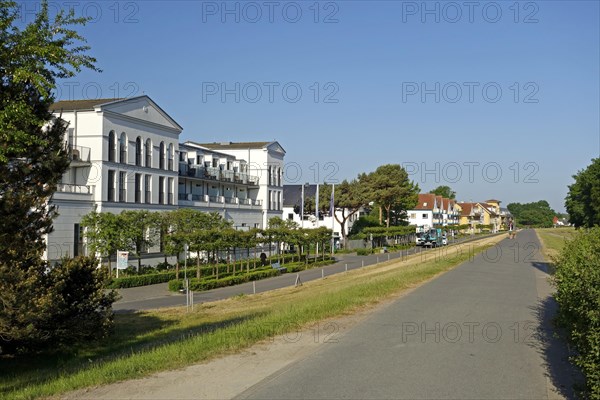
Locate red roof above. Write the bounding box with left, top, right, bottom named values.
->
left=414, top=194, right=436, bottom=210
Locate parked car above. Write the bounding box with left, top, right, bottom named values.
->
left=442, top=235, right=448, bottom=246
left=416, top=232, right=426, bottom=246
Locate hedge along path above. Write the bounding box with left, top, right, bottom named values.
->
left=9, top=235, right=505, bottom=400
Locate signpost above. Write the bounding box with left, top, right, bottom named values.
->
left=116, top=250, right=129, bottom=278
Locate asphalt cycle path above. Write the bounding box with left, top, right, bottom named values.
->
left=237, top=229, right=577, bottom=399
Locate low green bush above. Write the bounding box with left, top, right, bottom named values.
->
left=553, top=227, right=600, bottom=399
left=107, top=272, right=177, bottom=289
left=356, top=248, right=372, bottom=256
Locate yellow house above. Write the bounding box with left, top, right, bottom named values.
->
left=458, top=201, right=502, bottom=232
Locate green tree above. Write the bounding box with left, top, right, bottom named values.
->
left=565, top=158, right=600, bottom=228
left=0, top=0, right=111, bottom=354
left=364, top=164, right=420, bottom=228
left=507, top=200, right=556, bottom=228
left=81, top=210, right=126, bottom=275
left=429, top=185, right=456, bottom=199
left=120, top=210, right=160, bottom=271
left=318, top=180, right=367, bottom=247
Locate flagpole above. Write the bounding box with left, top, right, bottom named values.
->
left=315, top=183, right=319, bottom=257
left=331, top=183, right=335, bottom=257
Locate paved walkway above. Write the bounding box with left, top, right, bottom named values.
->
left=114, top=235, right=492, bottom=311
left=236, top=229, right=578, bottom=399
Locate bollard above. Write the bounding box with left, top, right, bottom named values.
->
left=361, top=260, right=364, bottom=267
left=345, top=263, right=348, bottom=272
left=377, top=256, right=379, bottom=263
left=388, top=253, right=390, bottom=261
left=253, top=280, right=256, bottom=294
left=322, top=269, right=324, bottom=279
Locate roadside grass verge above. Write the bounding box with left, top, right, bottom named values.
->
left=535, top=227, right=576, bottom=262
left=0, top=235, right=504, bottom=400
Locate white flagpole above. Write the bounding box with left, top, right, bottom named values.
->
left=331, top=183, right=335, bottom=256
left=315, top=183, right=319, bottom=256
left=315, top=183, right=319, bottom=227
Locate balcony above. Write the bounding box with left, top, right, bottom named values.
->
left=68, top=145, right=91, bottom=166
left=56, top=183, right=94, bottom=194
left=180, top=164, right=259, bottom=186
left=178, top=194, right=262, bottom=209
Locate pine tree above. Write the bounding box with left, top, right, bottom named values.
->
left=0, top=0, right=111, bottom=354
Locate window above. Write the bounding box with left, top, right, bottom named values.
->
left=288, top=213, right=294, bottom=220
left=277, top=192, right=282, bottom=210
left=410, top=213, right=416, bottom=219
left=168, top=143, right=174, bottom=171
left=159, top=141, right=165, bottom=169
left=159, top=176, right=165, bottom=204
left=267, top=167, right=272, bottom=185
left=135, top=137, right=142, bottom=166
left=145, top=139, right=152, bottom=167
left=135, top=173, right=142, bottom=203
left=144, top=175, right=151, bottom=204
left=107, top=170, right=115, bottom=201
left=73, top=223, right=83, bottom=257
left=119, top=133, right=127, bottom=164
left=108, top=131, right=116, bottom=162
left=168, top=177, right=174, bottom=205
left=422, top=213, right=428, bottom=219
left=268, top=190, right=272, bottom=210
left=119, top=171, right=127, bottom=202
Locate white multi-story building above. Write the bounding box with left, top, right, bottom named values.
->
left=406, top=193, right=460, bottom=231
left=186, top=141, right=285, bottom=228
left=45, top=96, right=284, bottom=262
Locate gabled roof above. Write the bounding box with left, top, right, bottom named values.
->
left=413, top=194, right=436, bottom=210
left=50, top=96, right=183, bottom=131
left=50, top=98, right=122, bottom=112
left=458, top=202, right=475, bottom=216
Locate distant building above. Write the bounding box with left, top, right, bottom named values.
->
left=405, top=193, right=460, bottom=230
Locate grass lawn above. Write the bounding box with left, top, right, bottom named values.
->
left=535, top=227, right=576, bottom=261
left=0, top=235, right=504, bottom=400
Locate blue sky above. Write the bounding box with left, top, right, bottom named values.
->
left=27, top=0, right=599, bottom=212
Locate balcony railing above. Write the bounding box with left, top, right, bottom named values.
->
left=180, top=164, right=260, bottom=185
left=68, top=145, right=91, bottom=163
left=178, top=194, right=262, bottom=207
left=56, top=183, right=94, bottom=194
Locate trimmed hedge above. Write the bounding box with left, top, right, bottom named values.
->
left=169, top=268, right=282, bottom=292
left=107, top=271, right=177, bottom=289
left=106, top=254, right=297, bottom=289
left=553, top=228, right=600, bottom=399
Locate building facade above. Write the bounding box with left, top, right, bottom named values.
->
left=406, top=194, right=460, bottom=230
left=45, top=96, right=284, bottom=262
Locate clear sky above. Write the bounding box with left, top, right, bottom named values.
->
left=24, top=0, right=599, bottom=212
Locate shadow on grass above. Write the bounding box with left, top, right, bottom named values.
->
left=527, top=261, right=583, bottom=399
left=0, top=309, right=263, bottom=397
